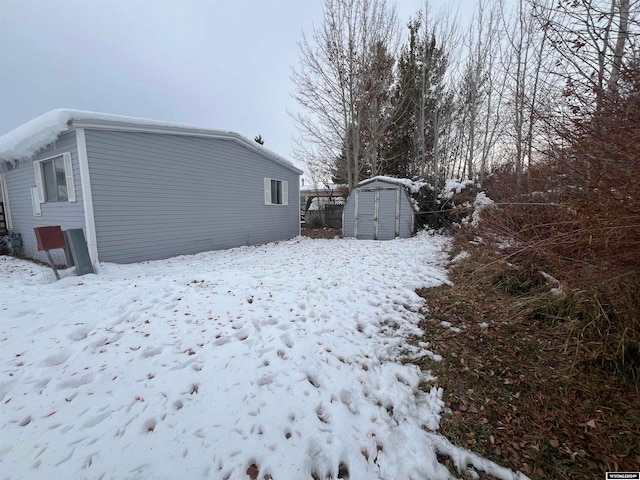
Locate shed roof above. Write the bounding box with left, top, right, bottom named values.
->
left=356, top=176, right=429, bottom=194
left=0, top=109, right=302, bottom=174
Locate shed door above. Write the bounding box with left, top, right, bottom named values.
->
left=354, top=189, right=376, bottom=239
left=354, top=187, right=399, bottom=240
left=377, top=188, right=399, bottom=240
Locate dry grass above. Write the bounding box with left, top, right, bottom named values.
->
left=410, top=57, right=640, bottom=480
left=413, top=246, right=640, bottom=479
left=473, top=74, right=640, bottom=381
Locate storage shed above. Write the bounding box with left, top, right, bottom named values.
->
left=342, top=176, right=416, bottom=240
left=0, top=109, right=302, bottom=266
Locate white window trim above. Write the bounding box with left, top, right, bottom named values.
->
left=30, top=186, right=41, bottom=216
left=264, top=178, right=288, bottom=206
left=0, top=174, right=12, bottom=228
left=34, top=152, right=76, bottom=204
left=264, top=178, right=271, bottom=205
left=282, top=180, right=288, bottom=206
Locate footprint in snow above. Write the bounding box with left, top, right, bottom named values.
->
left=18, top=415, right=32, bottom=426
left=234, top=330, right=249, bottom=341
left=68, top=326, right=92, bottom=341
left=306, top=373, right=321, bottom=388
left=41, top=351, right=71, bottom=367
left=57, top=374, right=93, bottom=389
left=213, top=336, right=231, bottom=346
left=256, top=373, right=276, bottom=386
left=140, top=346, right=163, bottom=358
left=82, top=412, right=112, bottom=429
left=143, top=418, right=157, bottom=433
left=280, top=334, right=294, bottom=349
left=315, top=404, right=330, bottom=424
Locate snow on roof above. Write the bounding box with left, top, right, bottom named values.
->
left=0, top=109, right=74, bottom=161
left=357, top=175, right=430, bottom=194
left=0, top=109, right=188, bottom=160
left=0, top=109, right=301, bottom=173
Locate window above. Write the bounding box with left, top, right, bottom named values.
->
left=42, top=156, right=68, bottom=202
left=33, top=152, right=76, bottom=211
left=271, top=179, right=282, bottom=204
left=264, top=178, right=288, bottom=205
left=30, top=186, right=41, bottom=216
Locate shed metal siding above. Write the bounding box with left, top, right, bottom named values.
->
left=2, top=131, right=85, bottom=264
left=85, top=130, right=300, bottom=263
left=342, top=179, right=415, bottom=239
left=377, top=188, right=398, bottom=240
left=343, top=192, right=355, bottom=237
left=355, top=190, right=375, bottom=239
left=398, top=190, right=413, bottom=238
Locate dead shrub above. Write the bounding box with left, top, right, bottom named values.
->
left=462, top=70, right=640, bottom=387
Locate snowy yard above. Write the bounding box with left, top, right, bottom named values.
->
left=0, top=234, right=525, bottom=480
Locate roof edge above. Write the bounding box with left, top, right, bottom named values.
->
left=0, top=109, right=302, bottom=175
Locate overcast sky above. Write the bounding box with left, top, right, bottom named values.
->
left=1, top=0, right=466, bottom=171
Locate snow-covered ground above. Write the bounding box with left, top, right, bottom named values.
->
left=0, top=233, right=527, bottom=480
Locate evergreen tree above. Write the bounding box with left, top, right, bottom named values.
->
left=330, top=40, right=397, bottom=183
left=384, top=17, right=449, bottom=183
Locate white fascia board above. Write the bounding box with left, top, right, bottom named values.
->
left=0, top=173, right=12, bottom=230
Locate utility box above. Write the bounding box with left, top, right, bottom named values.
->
left=34, top=226, right=65, bottom=251
left=5, top=232, right=22, bottom=254
left=34, top=226, right=65, bottom=280
left=63, top=229, right=94, bottom=275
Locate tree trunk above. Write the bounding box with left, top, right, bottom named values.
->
left=609, top=0, right=630, bottom=92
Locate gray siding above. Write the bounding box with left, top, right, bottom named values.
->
left=3, top=131, right=85, bottom=264
left=343, top=179, right=414, bottom=239
left=378, top=188, right=398, bottom=240
left=86, top=130, right=300, bottom=263
left=343, top=192, right=355, bottom=237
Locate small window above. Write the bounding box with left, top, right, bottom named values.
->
left=33, top=152, right=76, bottom=209
left=42, top=156, right=68, bottom=202
left=271, top=179, right=282, bottom=204
left=264, top=178, right=288, bottom=205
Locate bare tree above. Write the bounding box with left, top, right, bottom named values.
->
left=501, top=0, right=556, bottom=183
left=291, top=0, right=399, bottom=188
left=415, top=6, right=459, bottom=187
left=454, top=0, right=507, bottom=183
left=538, top=0, right=638, bottom=116
left=609, top=0, right=631, bottom=90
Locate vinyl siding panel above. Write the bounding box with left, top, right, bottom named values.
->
left=2, top=131, right=85, bottom=264
left=86, top=130, right=299, bottom=263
